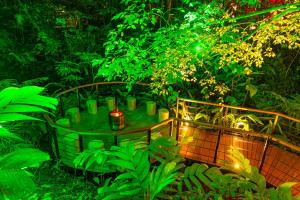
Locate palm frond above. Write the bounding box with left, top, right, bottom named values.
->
left=0, top=148, right=50, bottom=169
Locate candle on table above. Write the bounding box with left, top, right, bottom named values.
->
left=109, top=109, right=125, bottom=131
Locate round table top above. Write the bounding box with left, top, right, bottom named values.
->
left=70, top=105, right=160, bottom=134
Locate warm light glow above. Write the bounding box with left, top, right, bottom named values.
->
left=234, top=137, right=238, bottom=140
left=110, top=111, right=123, bottom=117
left=184, top=115, right=190, bottom=126
left=234, top=163, right=240, bottom=169
left=236, top=121, right=245, bottom=127
left=183, top=126, right=188, bottom=131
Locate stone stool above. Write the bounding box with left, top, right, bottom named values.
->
left=66, top=107, right=80, bottom=124
left=88, top=140, right=104, bottom=150
left=158, top=108, right=169, bottom=122
left=127, top=96, right=136, bottom=111
left=105, top=97, right=116, bottom=111
left=146, top=101, right=156, bottom=116
left=86, top=99, right=97, bottom=114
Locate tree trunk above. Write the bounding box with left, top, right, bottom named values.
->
left=166, top=0, right=173, bottom=22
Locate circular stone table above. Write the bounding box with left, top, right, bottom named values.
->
left=54, top=103, right=171, bottom=169
left=72, top=104, right=169, bottom=149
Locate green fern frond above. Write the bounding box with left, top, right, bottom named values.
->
left=0, top=169, right=36, bottom=200
left=149, top=162, right=178, bottom=200
left=0, top=148, right=50, bottom=169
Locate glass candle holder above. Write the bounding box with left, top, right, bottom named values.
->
left=109, top=109, right=125, bottom=131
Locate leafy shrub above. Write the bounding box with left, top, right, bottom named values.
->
left=0, top=86, right=58, bottom=199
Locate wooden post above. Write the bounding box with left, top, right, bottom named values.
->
left=59, top=96, right=64, bottom=117
left=46, top=122, right=60, bottom=159
left=259, top=138, right=270, bottom=172
left=76, top=89, right=81, bottom=111
left=147, top=129, right=152, bottom=145
left=169, top=120, right=173, bottom=137
left=175, top=97, right=179, bottom=119
left=213, top=130, right=222, bottom=164
left=114, top=135, right=118, bottom=146
left=272, top=114, right=279, bottom=135
left=176, top=119, right=180, bottom=143
left=96, top=84, right=99, bottom=107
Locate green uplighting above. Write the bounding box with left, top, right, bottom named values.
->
left=1, top=0, right=300, bottom=199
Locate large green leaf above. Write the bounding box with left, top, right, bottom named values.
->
left=239, top=114, right=263, bottom=125
left=108, top=159, right=135, bottom=170
left=0, top=127, right=22, bottom=141
left=0, top=169, right=36, bottom=200
left=194, top=112, right=210, bottom=122
left=115, top=172, right=136, bottom=180
left=246, top=84, right=257, bottom=98
left=16, top=86, right=45, bottom=97
left=276, top=182, right=298, bottom=200
left=0, top=86, right=51, bottom=110
left=13, top=96, right=57, bottom=110
left=0, top=113, right=41, bottom=122
left=178, top=163, right=212, bottom=197
left=0, top=87, right=18, bottom=108
left=149, top=162, right=178, bottom=200
left=1, top=104, right=49, bottom=113
left=111, top=151, right=132, bottom=161
left=0, top=148, right=50, bottom=169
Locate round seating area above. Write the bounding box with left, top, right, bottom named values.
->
left=44, top=82, right=300, bottom=196
left=52, top=93, right=171, bottom=168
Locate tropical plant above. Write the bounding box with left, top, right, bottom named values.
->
left=174, top=146, right=300, bottom=199
left=0, top=86, right=58, bottom=199
left=96, top=142, right=179, bottom=200
left=74, top=131, right=300, bottom=200
left=74, top=147, right=113, bottom=174
left=223, top=113, right=264, bottom=131
left=224, top=146, right=300, bottom=200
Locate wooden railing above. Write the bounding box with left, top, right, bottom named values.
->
left=55, top=81, right=150, bottom=117
left=176, top=97, right=300, bottom=145
left=44, top=82, right=300, bottom=168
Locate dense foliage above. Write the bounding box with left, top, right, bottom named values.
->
left=0, top=86, right=57, bottom=199
left=1, top=0, right=299, bottom=112
left=0, top=0, right=299, bottom=199
left=74, top=136, right=300, bottom=200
